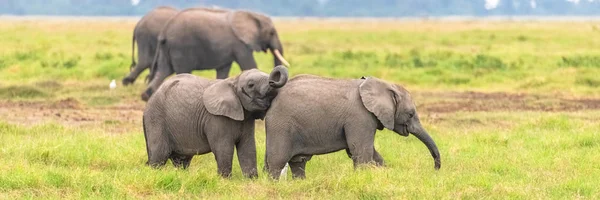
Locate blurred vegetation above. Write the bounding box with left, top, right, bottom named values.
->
left=1, top=20, right=599, bottom=96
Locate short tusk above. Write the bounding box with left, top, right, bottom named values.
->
left=273, top=49, right=290, bottom=67
left=280, top=163, right=289, bottom=180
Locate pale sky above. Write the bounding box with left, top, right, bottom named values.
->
left=484, top=0, right=580, bottom=10
left=485, top=0, right=500, bottom=10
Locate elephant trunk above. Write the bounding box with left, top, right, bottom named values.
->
left=269, top=37, right=290, bottom=67
left=268, top=65, right=288, bottom=88
left=409, top=115, right=441, bottom=170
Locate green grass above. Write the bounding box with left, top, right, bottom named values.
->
left=1, top=20, right=600, bottom=96
left=0, top=113, right=599, bottom=199
left=1, top=19, right=600, bottom=199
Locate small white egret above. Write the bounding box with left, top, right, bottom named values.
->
left=109, top=79, right=117, bottom=90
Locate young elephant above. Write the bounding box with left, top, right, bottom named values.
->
left=143, top=66, right=288, bottom=178
left=264, top=75, right=440, bottom=179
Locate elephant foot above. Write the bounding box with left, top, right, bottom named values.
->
left=122, top=77, right=135, bottom=86
left=141, top=89, right=153, bottom=102
left=218, top=170, right=233, bottom=178
left=244, top=170, right=259, bottom=179
left=146, top=161, right=166, bottom=169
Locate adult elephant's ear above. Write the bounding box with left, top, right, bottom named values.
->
left=203, top=81, right=245, bottom=121
left=359, top=77, right=396, bottom=130
left=229, top=11, right=262, bottom=52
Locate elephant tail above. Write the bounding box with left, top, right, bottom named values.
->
left=142, top=114, right=150, bottom=165
left=130, top=33, right=136, bottom=71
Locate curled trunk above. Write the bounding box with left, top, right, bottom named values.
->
left=268, top=65, right=288, bottom=88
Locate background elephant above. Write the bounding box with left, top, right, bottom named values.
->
left=264, top=75, right=441, bottom=179
left=122, top=6, right=177, bottom=86
left=143, top=66, right=288, bottom=178
left=141, top=7, right=289, bottom=101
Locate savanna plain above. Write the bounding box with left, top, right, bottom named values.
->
left=0, top=18, right=599, bottom=199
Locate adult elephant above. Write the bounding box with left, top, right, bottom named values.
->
left=143, top=66, right=288, bottom=178
left=122, top=6, right=177, bottom=86
left=141, top=7, right=290, bottom=101
left=264, top=75, right=441, bottom=179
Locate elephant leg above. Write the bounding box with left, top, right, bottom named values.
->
left=347, top=148, right=384, bottom=166
left=234, top=50, right=258, bottom=71
left=170, top=153, right=193, bottom=169
left=267, top=156, right=290, bottom=180
left=123, top=42, right=154, bottom=86
left=345, top=126, right=376, bottom=168
left=145, top=137, right=170, bottom=168
left=289, top=155, right=312, bottom=179
left=144, top=115, right=170, bottom=168
left=123, top=57, right=151, bottom=86
left=265, top=118, right=294, bottom=180
left=142, top=65, right=173, bottom=101
left=235, top=130, right=258, bottom=178
left=215, top=63, right=232, bottom=79
left=373, top=149, right=385, bottom=167
left=265, top=140, right=292, bottom=180
left=345, top=148, right=352, bottom=158
left=210, top=141, right=235, bottom=178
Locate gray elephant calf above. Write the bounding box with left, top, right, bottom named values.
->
left=264, top=75, right=441, bottom=179
left=143, top=66, right=288, bottom=178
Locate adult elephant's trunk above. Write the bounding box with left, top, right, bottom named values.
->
left=268, top=65, right=288, bottom=88
left=409, top=115, right=441, bottom=170
left=269, top=37, right=290, bottom=67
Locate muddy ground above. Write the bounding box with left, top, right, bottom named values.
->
left=415, top=91, right=600, bottom=113
left=1, top=91, right=599, bottom=132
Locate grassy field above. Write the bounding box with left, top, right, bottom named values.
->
left=0, top=18, right=600, bottom=199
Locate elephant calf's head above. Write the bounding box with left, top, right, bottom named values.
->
left=203, top=66, right=289, bottom=121
left=359, top=77, right=441, bottom=170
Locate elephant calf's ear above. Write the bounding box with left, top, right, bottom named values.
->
left=359, top=78, right=396, bottom=130
left=203, top=81, right=245, bottom=121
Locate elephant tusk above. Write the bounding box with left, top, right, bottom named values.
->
left=280, top=163, right=289, bottom=180
left=273, top=49, right=290, bottom=67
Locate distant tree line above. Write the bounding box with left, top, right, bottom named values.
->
left=0, top=0, right=599, bottom=16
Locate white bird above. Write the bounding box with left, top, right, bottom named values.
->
left=109, top=79, right=117, bottom=90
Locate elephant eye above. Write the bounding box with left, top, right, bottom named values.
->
left=248, top=83, right=255, bottom=88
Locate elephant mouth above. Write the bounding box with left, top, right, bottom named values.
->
left=395, top=124, right=410, bottom=137
left=242, top=87, right=269, bottom=110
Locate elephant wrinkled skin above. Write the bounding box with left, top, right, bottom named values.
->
left=264, top=75, right=441, bottom=179
left=143, top=66, right=288, bottom=178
